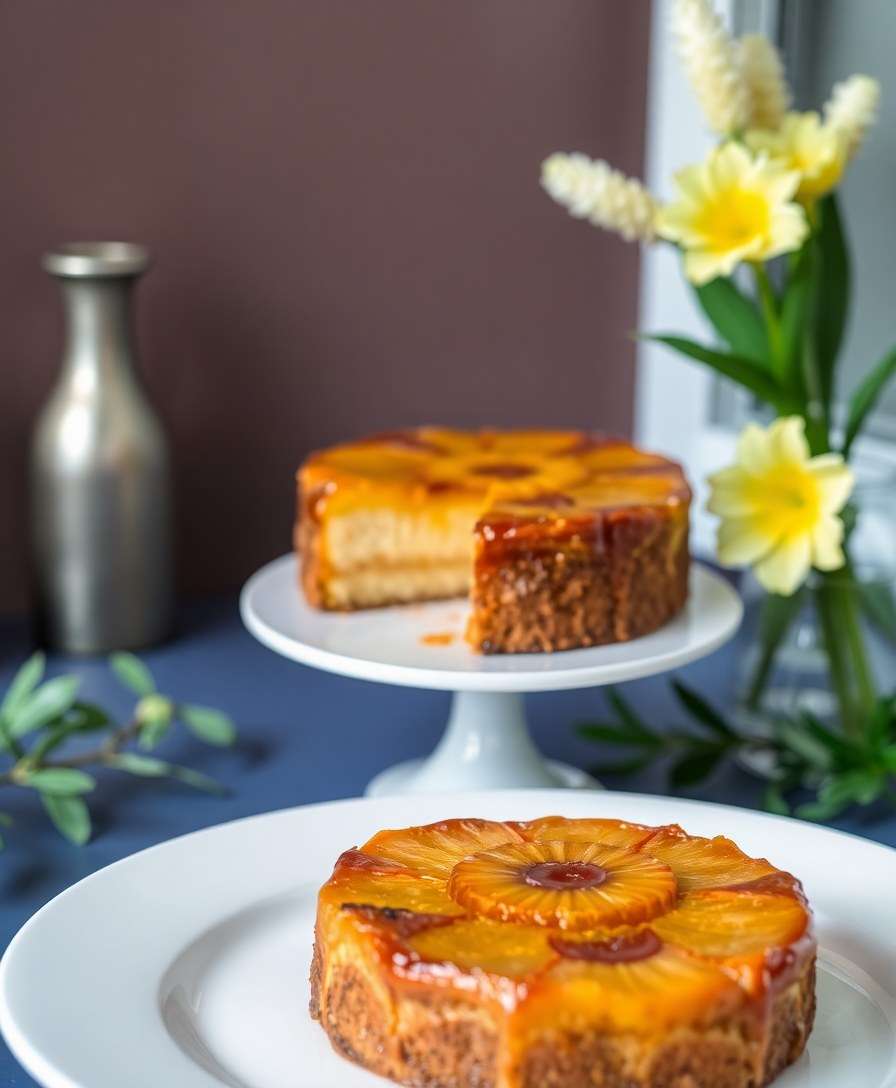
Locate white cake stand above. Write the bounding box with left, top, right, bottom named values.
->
left=240, top=555, right=742, bottom=797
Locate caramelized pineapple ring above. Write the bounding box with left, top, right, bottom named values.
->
left=528, top=940, right=745, bottom=1033
left=361, top=818, right=525, bottom=879
left=447, top=840, right=677, bottom=931
left=515, top=815, right=659, bottom=850
left=640, top=830, right=778, bottom=891
left=654, top=890, right=810, bottom=958
left=408, top=917, right=556, bottom=978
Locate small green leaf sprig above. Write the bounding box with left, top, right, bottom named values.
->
left=0, top=652, right=236, bottom=847
left=579, top=681, right=896, bottom=822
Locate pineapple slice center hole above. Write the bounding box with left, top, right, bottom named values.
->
left=523, top=861, right=608, bottom=891
left=470, top=463, right=536, bottom=479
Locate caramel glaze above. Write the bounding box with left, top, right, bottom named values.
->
left=298, top=429, right=690, bottom=520
left=333, top=847, right=416, bottom=877
left=365, top=429, right=447, bottom=453
left=524, top=861, right=608, bottom=891
left=549, top=928, right=663, bottom=964
left=327, top=848, right=813, bottom=1002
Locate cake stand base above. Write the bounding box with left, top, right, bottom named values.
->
left=364, top=691, right=600, bottom=796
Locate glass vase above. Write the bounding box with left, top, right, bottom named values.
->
left=734, top=465, right=896, bottom=743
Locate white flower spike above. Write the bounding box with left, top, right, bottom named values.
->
left=672, top=0, right=749, bottom=135
left=824, top=75, right=881, bottom=158
left=739, top=34, right=791, bottom=131
left=541, top=154, right=658, bottom=243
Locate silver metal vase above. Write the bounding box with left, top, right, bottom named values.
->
left=30, top=243, right=174, bottom=653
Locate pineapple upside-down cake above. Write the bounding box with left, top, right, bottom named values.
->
left=296, top=429, right=690, bottom=653
left=312, top=816, right=815, bottom=1088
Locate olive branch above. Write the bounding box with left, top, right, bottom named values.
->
left=0, top=652, right=236, bottom=846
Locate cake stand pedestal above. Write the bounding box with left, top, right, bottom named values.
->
left=240, top=555, right=741, bottom=797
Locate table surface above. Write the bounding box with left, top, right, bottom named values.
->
left=1, top=594, right=894, bottom=1086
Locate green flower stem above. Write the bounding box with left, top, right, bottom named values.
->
left=753, top=264, right=784, bottom=376
left=815, top=558, right=879, bottom=738
left=800, top=242, right=832, bottom=453
left=836, top=562, right=878, bottom=719
left=815, top=578, right=860, bottom=736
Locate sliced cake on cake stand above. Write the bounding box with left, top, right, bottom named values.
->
left=240, top=555, right=741, bottom=795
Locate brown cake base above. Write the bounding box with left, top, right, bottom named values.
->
left=311, top=951, right=815, bottom=1088
left=466, top=505, right=689, bottom=654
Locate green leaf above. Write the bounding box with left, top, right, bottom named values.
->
left=110, top=652, right=156, bottom=697
left=669, top=748, right=723, bottom=788
left=0, top=653, right=46, bottom=722
left=646, top=335, right=796, bottom=412
left=165, top=765, right=227, bottom=794
left=798, top=711, right=857, bottom=767
left=179, top=704, right=236, bottom=746
left=591, top=755, right=653, bottom=777
left=9, top=676, right=80, bottom=739
left=577, top=723, right=658, bottom=748
left=775, top=721, right=833, bottom=771
left=41, top=794, right=91, bottom=845
left=857, top=581, right=896, bottom=643
left=814, top=193, right=850, bottom=412
left=139, top=717, right=172, bottom=750
left=796, top=797, right=846, bottom=822
left=692, top=277, right=767, bottom=363
left=743, top=591, right=805, bottom=710
left=867, top=697, right=896, bottom=749
left=798, top=770, right=884, bottom=821
left=107, top=754, right=227, bottom=795
left=606, top=689, right=657, bottom=741
left=25, top=767, right=96, bottom=795
left=107, top=753, right=170, bottom=776
left=843, top=347, right=896, bottom=455
left=28, top=724, right=80, bottom=764
left=762, top=783, right=790, bottom=816
left=671, top=681, right=735, bottom=739
left=66, top=702, right=110, bottom=732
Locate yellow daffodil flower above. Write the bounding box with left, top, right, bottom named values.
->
left=746, top=112, right=847, bottom=203
left=707, top=417, right=854, bottom=595
left=656, top=143, right=807, bottom=285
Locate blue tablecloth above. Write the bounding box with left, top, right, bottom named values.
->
left=0, top=596, right=894, bottom=1085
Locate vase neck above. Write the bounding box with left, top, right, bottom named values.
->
left=57, top=276, right=139, bottom=389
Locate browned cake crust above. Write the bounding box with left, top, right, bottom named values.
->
left=311, top=950, right=815, bottom=1088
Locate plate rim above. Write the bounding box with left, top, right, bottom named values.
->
left=3, top=789, right=896, bottom=1088
left=240, top=555, right=743, bottom=692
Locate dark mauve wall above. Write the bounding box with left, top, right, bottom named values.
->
left=0, top=1, right=651, bottom=612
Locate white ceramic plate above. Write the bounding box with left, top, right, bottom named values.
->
left=240, top=556, right=742, bottom=692
left=2, top=790, right=895, bottom=1088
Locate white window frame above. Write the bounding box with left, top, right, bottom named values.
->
left=635, top=0, right=896, bottom=557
